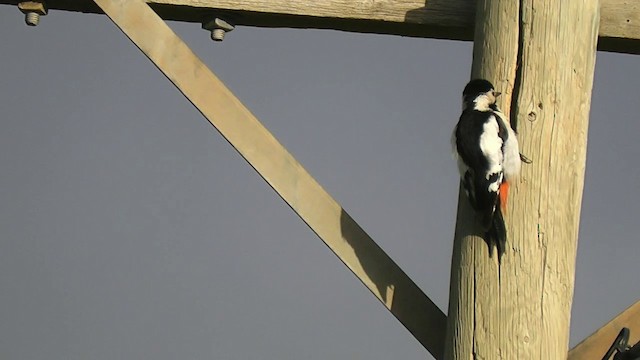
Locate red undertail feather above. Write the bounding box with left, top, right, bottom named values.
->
left=499, top=181, right=509, bottom=213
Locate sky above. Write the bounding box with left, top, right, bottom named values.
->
left=1, top=5, right=640, bottom=360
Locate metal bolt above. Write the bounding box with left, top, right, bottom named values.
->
left=211, top=28, right=226, bottom=41
left=202, top=18, right=234, bottom=42
left=18, top=1, right=47, bottom=27
left=25, top=11, right=39, bottom=26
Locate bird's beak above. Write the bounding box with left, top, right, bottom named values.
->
left=494, top=91, right=502, bottom=97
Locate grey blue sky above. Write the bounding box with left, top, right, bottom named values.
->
left=1, top=6, right=639, bottom=359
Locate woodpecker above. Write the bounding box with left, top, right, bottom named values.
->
left=452, top=79, right=521, bottom=259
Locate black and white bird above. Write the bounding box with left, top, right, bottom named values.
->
left=452, top=79, right=521, bottom=259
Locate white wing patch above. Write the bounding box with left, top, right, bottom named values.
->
left=502, top=130, right=520, bottom=180
left=493, top=110, right=521, bottom=180
left=479, top=116, right=504, bottom=185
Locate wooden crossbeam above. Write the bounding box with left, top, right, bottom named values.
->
left=569, top=300, right=640, bottom=360
left=1, top=0, right=639, bottom=54
left=90, top=0, right=446, bottom=358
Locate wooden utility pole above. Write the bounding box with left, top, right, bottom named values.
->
left=446, top=0, right=600, bottom=359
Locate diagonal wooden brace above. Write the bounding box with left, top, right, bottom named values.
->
left=91, top=0, right=446, bottom=357
left=569, top=300, right=640, bottom=360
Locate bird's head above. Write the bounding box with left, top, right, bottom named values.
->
left=462, top=79, right=501, bottom=111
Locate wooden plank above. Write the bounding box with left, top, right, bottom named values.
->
left=1, top=0, right=638, bottom=54
left=569, top=300, right=640, bottom=360
left=90, top=0, right=446, bottom=358
left=445, top=0, right=600, bottom=359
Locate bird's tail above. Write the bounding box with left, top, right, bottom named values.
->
left=485, top=204, right=507, bottom=261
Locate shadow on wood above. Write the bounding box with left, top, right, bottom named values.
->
left=339, top=209, right=446, bottom=359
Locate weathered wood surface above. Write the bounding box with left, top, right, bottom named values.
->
left=445, top=0, right=600, bottom=359
left=1, top=0, right=638, bottom=54
left=569, top=300, right=640, bottom=360
left=91, top=0, right=446, bottom=357
left=444, top=1, right=521, bottom=360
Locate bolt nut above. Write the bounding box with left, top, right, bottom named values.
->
left=18, top=1, right=47, bottom=26
left=202, top=18, right=234, bottom=42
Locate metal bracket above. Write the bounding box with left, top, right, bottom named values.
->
left=602, top=328, right=640, bottom=360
